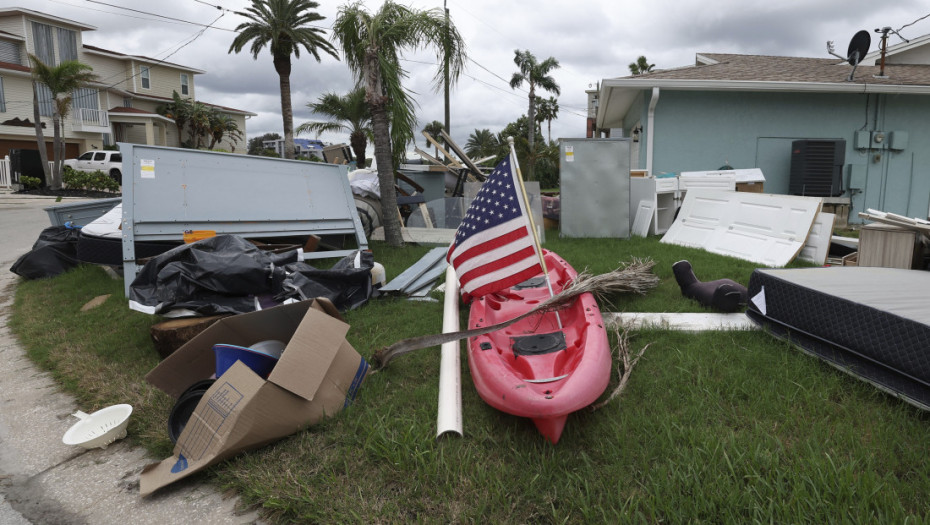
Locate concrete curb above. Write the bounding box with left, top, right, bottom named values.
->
left=0, top=196, right=264, bottom=524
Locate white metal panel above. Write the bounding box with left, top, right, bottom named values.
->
left=678, top=174, right=736, bottom=192
left=661, top=189, right=823, bottom=267
left=798, top=212, right=836, bottom=266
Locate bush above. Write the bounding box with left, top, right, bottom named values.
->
left=62, top=166, right=120, bottom=192
left=20, top=175, right=42, bottom=190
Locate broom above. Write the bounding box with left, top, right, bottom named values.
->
left=370, top=258, right=659, bottom=370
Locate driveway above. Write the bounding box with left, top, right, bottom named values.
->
left=0, top=193, right=262, bottom=524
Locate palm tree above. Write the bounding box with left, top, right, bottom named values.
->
left=464, top=128, right=499, bottom=161
left=157, top=90, right=193, bottom=145
left=629, top=55, right=655, bottom=75
left=332, top=1, right=466, bottom=247
left=229, top=0, right=338, bottom=160
left=535, top=96, right=559, bottom=143
left=297, top=87, right=372, bottom=168
left=422, top=120, right=444, bottom=158
left=208, top=111, right=244, bottom=150
left=509, top=49, right=560, bottom=180
left=28, top=54, right=98, bottom=190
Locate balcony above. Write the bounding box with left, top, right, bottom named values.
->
left=71, top=108, right=111, bottom=134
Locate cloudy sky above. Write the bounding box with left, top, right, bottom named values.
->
left=25, top=0, right=930, bottom=152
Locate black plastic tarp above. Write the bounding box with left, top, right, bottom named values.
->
left=10, top=226, right=81, bottom=280
left=128, top=234, right=374, bottom=316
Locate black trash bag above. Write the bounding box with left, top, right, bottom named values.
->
left=278, top=250, right=375, bottom=311
left=128, top=235, right=298, bottom=316
left=10, top=226, right=82, bottom=280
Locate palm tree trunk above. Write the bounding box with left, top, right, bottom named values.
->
left=350, top=130, right=367, bottom=169
left=31, top=82, right=51, bottom=185
left=275, top=55, right=296, bottom=160
left=51, top=113, right=63, bottom=190
left=365, top=52, right=403, bottom=247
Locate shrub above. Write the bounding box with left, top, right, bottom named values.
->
left=20, top=175, right=42, bottom=190
left=63, top=167, right=119, bottom=192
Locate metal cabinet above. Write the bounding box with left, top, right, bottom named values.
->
left=558, top=138, right=631, bottom=238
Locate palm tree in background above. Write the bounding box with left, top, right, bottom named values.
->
left=296, top=87, right=372, bottom=168
left=208, top=112, right=244, bottom=151
left=629, top=55, right=655, bottom=75
left=229, top=0, right=338, bottom=160
left=509, top=49, right=560, bottom=180
left=465, top=128, right=499, bottom=161
left=331, top=1, right=466, bottom=247
left=28, top=54, right=98, bottom=190
left=422, top=120, right=444, bottom=158
left=535, top=96, right=559, bottom=143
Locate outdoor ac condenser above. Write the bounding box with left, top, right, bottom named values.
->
left=789, top=139, right=846, bottom=197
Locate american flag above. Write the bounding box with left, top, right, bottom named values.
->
left=446, top=153, right=542, bottom=299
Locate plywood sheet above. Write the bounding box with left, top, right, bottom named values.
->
left=661, top=189, right=822, bottom=267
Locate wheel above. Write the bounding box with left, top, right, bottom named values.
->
left=109, top=168, right=122, bottom=185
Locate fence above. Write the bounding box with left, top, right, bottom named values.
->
left=0, top=156, right=55, bottom=189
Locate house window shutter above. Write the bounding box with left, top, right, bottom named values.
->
left=57, top=28, right=78, bottom=62
left=0, top=77, right=6, bottom=113
left=37, top=83, right=53, bottom=117
left=0, top=41, right=21, bottom=65
left=31, top=22, right=55, bottom=65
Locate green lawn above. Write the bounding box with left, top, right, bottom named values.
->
left=10, top=234, right=930, bottom=523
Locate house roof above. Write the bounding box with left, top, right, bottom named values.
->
left=0, top=60, right=31, bottom=73
left=0, top=7, right=96, bottom=31
left=109, top=106, right=157, bottom=115
left=597, top=52, right=930, bottom=129
left=83, top=44, right=206, bottom=74
left=121, top=91, right=258, bottom=117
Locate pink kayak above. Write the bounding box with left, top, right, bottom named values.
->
left=467, top=250, right=611, bottom=444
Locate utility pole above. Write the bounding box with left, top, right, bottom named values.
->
left=443, top=0, right=451, bottom=164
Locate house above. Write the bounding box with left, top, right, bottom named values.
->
left=0, top=7, right=255, bottom=160
left=592, top=33, right=930, bottom=223
left=262, top=137, right=325, bottom=158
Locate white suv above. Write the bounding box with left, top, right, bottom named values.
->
left=64, top=150, right=123, bottom=184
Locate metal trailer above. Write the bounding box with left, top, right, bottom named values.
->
left=118, top=143, right=368, bottom=296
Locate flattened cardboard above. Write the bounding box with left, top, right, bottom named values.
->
left=140, top=299, right=368, bottom=496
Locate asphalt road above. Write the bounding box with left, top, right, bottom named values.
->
left=0, top=193, right=263, bottom=524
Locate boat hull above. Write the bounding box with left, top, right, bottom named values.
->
left=466, top=250, right=611, bottom=444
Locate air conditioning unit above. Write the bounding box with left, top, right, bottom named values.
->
left=789, top=139, right=846, bottom=197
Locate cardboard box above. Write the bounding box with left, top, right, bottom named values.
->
left=735, top=181, right=764, bottom=193
left=140, top=299, right=369, bottom=496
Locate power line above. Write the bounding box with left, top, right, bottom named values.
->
left=86, top=0, right=239, bottom=31
left=897, top=12, right=930, bottom=32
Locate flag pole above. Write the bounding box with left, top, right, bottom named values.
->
left=508, top=137, right=562, bottom=330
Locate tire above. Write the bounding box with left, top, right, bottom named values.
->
left=109, top=168, right=122, bottom=185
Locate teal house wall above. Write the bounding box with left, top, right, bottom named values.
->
left=632, top=89, right=930, bottom=222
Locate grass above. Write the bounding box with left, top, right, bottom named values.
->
left=10, top=233, right=930, bottom=523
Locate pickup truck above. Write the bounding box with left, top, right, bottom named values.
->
left=63, top=150, right=122, bottom=184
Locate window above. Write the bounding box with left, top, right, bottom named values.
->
left=122, top=97, right=133, bottom=108
left=140, top=66, right=150, bottom=89
left=0, top=41, right=21, bottom=65
left=180, top=73, right=189, bottom=95
left=78, top=152, right=94, bottom=161
left=57, top=28, right=77, bottom=62
left=93, top=152, right=106, bottom=161
left=0, top=77, right=5, bottom=112
left=31, top=22, right=55, bottom=65
left=37, top=83, right=53, bottom=117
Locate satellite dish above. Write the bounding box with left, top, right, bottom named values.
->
left=847, top=30, right=871, bottom=65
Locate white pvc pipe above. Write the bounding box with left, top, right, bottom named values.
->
left=436, top=266, right=463, bottom=438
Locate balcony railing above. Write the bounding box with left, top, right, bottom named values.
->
left=71, top=108, right=110, bottom=133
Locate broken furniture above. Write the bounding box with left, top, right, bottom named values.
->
left=857, top=209, right=930, bottom=270
left=661, top=189, right=824, bottom=267
left=45, top=197, right=121, bottom=227
left=747, top=266, right=930, bottom=410
left=118, top=144, right=369, bottom=296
